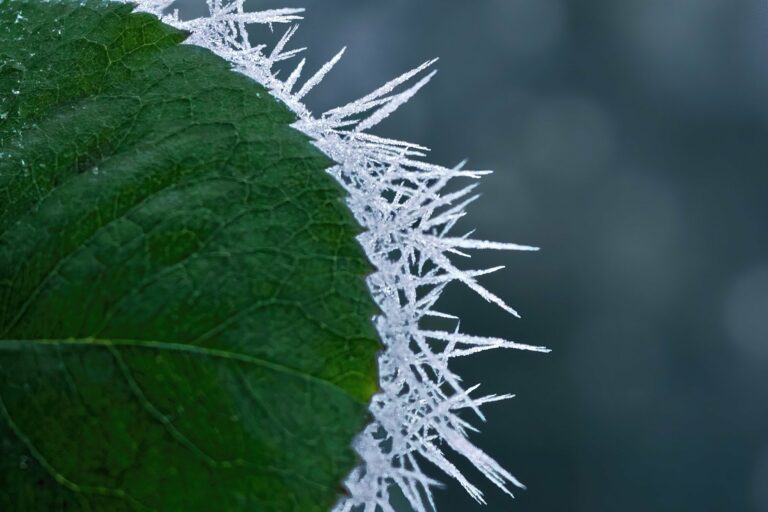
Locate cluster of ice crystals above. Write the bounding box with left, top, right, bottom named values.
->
left=126, top=0, right=549, bottom=510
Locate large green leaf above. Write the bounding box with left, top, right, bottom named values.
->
left=0, top=1, right=379, bottom=510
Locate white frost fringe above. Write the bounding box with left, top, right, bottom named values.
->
left=125, top=1, right=549, bottom=510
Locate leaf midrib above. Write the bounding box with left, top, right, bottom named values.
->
left=0, top=337, right=363, bottom=405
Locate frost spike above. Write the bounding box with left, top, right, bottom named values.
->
left=354, top=70, right=437, bottom=132
left=284, top=57, right=306, bottom=94
left=324, top=59, right=439, bottom=120
left=437, top=237, right=540, bottom=252
left=420, top=330, right=550, bottom=353
left=295, top=47, right=346, bottom=100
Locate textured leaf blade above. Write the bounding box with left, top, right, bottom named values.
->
left=0, top=1, right=379, bottom=510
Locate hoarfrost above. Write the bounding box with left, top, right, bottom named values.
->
left=125, top=1, right=549, bottom=509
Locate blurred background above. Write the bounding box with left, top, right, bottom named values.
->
left=183, top=0, right=768, bottom=510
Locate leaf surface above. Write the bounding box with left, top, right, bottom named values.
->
left=0, top=1, right=378, bottom=510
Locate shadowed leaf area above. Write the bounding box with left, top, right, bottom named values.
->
left=0, top=1, right=379, bottom=510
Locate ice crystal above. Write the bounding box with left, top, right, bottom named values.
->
left=124, top=0, right=550, bottom=509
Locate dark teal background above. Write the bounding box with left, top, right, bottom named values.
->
left=178, top=1, right=768, bottom=510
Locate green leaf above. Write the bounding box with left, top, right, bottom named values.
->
left=0, top=1, right=379, bottom=510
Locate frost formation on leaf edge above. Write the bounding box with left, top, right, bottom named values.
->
left=122, top=0, right=550, bottom=510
